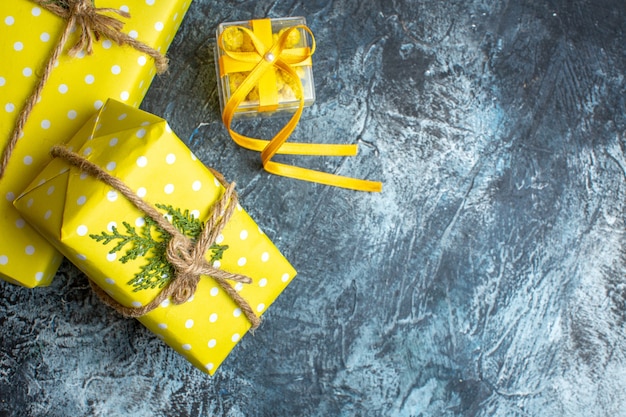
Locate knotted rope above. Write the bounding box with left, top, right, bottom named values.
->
left=0, top=0, right=169, bottom=179
left=50, top=145, right=261, bottom=330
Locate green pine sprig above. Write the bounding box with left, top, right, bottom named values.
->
left=90, top=205, right=229, bottom=292
left=155, top=203, right=203, bottom=239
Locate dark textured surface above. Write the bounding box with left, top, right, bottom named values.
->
left=2, top=0, right=626, bottom=415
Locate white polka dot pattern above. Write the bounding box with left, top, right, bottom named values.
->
left=0, top=0, right=193, bottom=288
left=13, top=100, right=297, bottom=375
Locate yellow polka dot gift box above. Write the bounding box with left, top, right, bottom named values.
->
left=13, top=99, right=297, bottom=375
left=0, top=0, right=192, bottom=288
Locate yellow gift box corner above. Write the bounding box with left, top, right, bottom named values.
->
left=14, top=99, right=297, bottom=375
left=0, top=0, right=192, bottom=287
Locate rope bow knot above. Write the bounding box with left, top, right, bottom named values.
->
left=166, top=235, right=203, bottom=304
left=41, top=0, right=168, bottom=71
left=65, top=0, right=129, bottom=56
left=50, top=145, right=261, bottom=330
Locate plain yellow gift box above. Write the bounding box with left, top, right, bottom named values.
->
left=14, top=99, right=297, bottom=374
left=0, top=0, right=192, bottom=287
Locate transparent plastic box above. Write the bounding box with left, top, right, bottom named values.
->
left=215, top=17, right=316, bottom=118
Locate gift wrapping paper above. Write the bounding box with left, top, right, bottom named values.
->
left=14, top=99, right=297, bottom=374
left=0, top=0, right=192, bottom=287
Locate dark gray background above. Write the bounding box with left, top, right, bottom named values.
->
left=2, top=0, right=626, bottom=415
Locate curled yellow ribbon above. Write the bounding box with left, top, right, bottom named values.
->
left=218, top=20, right=382, bottom=192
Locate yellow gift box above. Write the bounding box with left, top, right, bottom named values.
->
left=14, top=99, right=297, bottom=375
left=0, top=0, right=192, bottom=287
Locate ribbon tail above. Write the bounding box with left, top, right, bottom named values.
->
left=258, top=62, right=383, bottom=192
left=263, top=160, right=383, bottom=192
left=227, top=131, right=358, bottom=156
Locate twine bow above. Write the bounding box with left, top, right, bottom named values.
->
left=218, top=20, right=382, bottom=192
left=50, top=145, right=261, bottom=330
left=0, top=0, right=169, bottom=180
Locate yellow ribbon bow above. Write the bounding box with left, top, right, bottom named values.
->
left=218, top=19, right=382, bottom=192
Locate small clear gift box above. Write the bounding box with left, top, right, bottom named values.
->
left=215, top=17, right=316, bottom=118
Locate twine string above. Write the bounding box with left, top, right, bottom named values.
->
left=0, top=0, right=168, bottom=180
left=50, top=145, right=261, bottom=330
